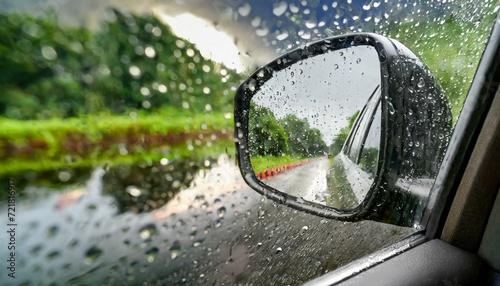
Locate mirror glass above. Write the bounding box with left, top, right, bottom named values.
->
left=248, top=45, right=381, bottom=210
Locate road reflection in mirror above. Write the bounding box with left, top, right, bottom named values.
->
left=248, top=45, right=381, bottom=210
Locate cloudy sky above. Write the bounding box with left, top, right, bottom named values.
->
left=253, top=45, right=380, bottom=145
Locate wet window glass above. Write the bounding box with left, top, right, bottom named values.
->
left=359, top=103, right=381, bottom=175
left=0, top=1, right=498, bottom=285
left=346, top=88, right=381, bottom=163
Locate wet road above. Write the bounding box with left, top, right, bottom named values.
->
left=265, top=156, right=331, bottom=203
left=0, top=155, right=414, bottom=285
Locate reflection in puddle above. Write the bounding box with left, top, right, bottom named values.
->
left=0, top=155, right=414, bottom=285
left=102, top=157, right=218, bottom=213
left=1, top=156, right=220, bottom=213
left=0, top=155, right=254, bottom=285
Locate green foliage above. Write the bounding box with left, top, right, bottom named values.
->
left=0, top=11, right=241, bottom=119
left=359, top=147, right=378, bottom=174
left=0, top=107, right=233, bottom=175
left=279, top=114, right=327, bottom=157
left=386, top=10, right=497, bottom=121
left=329, top=110, right=360, bottom=155
left=250, top=155, right=306, bottom=174
left=248, top=104, right=289, bottom=156
left=248, top=105, right=328, bottom=159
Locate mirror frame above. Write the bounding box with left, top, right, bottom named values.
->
left=234, top=33, right=450, bottom=225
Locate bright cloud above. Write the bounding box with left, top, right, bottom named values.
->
left=154, top=11, right=244, bottom=72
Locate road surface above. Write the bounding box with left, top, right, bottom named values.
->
left=0, top=155, right=414, bottom=285
left=265, top=156, right=331, bottom=204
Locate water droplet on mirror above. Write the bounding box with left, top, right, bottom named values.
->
left=58, top=171, right=72, bottom=182
left=215, top=219, right=223, bottom=228
left=276, top=247, right=283, bottom=253
left=129, top=65, right=141, bottom=78
left=414, top=224, right=424, bottom=231
left=47, top=225, right=59, bottom=238
left=41, top=46, right=57, bottom=60
left=139, top=223, right=157, bottom=239
left=46, top=250, right=60, bottom=261
left=141, top=46, right=154, bottom=59
left=84, top=246, right=103, bottom=265
left=417, top=78, right=425, bottom=88
left=334, top=64, right=339, bottom=70
left=356, top=58, right=361, bottom=64
left=217, top=207, right=226, bottom=217
left=388, top=102, right=395, bottom=115
left=258, top=209, right=265, bottom=217
left=193, top=239, right=204, bottom=247
left=256, top=27, right=269, bottom=36
left=145, top=247, right=159, bottom=263
left=170, top=241, right=181, bottom=259
left=247, top=79, right=257, bottom=91
left=305, top=21, right=317, bottom=29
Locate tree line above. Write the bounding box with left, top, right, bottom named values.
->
left=0, top=10, right=241, bottom=120
left=248, top=104, right=328, bottom=158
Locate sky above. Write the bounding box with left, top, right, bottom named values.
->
left=252, top=45, right=381, bottom=145
left=154, top=12, right=245, bottom=72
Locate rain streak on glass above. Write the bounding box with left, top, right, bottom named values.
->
left=0, top=0, right=497, bottom=285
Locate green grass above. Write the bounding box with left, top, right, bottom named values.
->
left=250, top=155, right=308, bottom=174
left=0, top=139, right=235, bottom=175
left=0, top=107, right=232, bottom=142
left=0, top=107, right=235, bottom=175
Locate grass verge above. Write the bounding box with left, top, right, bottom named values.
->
left=0, top=107, right=234, bottom=175
left=250, top=155, right=309, bottom=174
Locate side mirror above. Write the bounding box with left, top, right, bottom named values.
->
left=234, top=33, right=451, bottom=227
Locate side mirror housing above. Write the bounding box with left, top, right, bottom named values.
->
left=234, top=33, right=451, bottom=227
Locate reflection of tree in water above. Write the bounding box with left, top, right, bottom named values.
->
left=0, top=168, right=92, bottom=201
left=326, top=159, right=358, bottom=209
left=102, top=158, right=216, bottom=213
left=0, top=157, right=213, bottom=214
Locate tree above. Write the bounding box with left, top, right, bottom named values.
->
left=248, top=104, right=289, bottom=157
left=280, top=114, right=327, bottom=157
left=0, top=11, right=242, bottom=119
left=329, top=110, right=360, bottom=156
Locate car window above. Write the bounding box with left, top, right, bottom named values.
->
left=359, top=104, right=381, bottom=175
left=345, top=87, right=381, bottom=164
left=0, top=1, right=498, bottom=285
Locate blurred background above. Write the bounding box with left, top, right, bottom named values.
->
left=0, top=0, right=498, bottom=285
